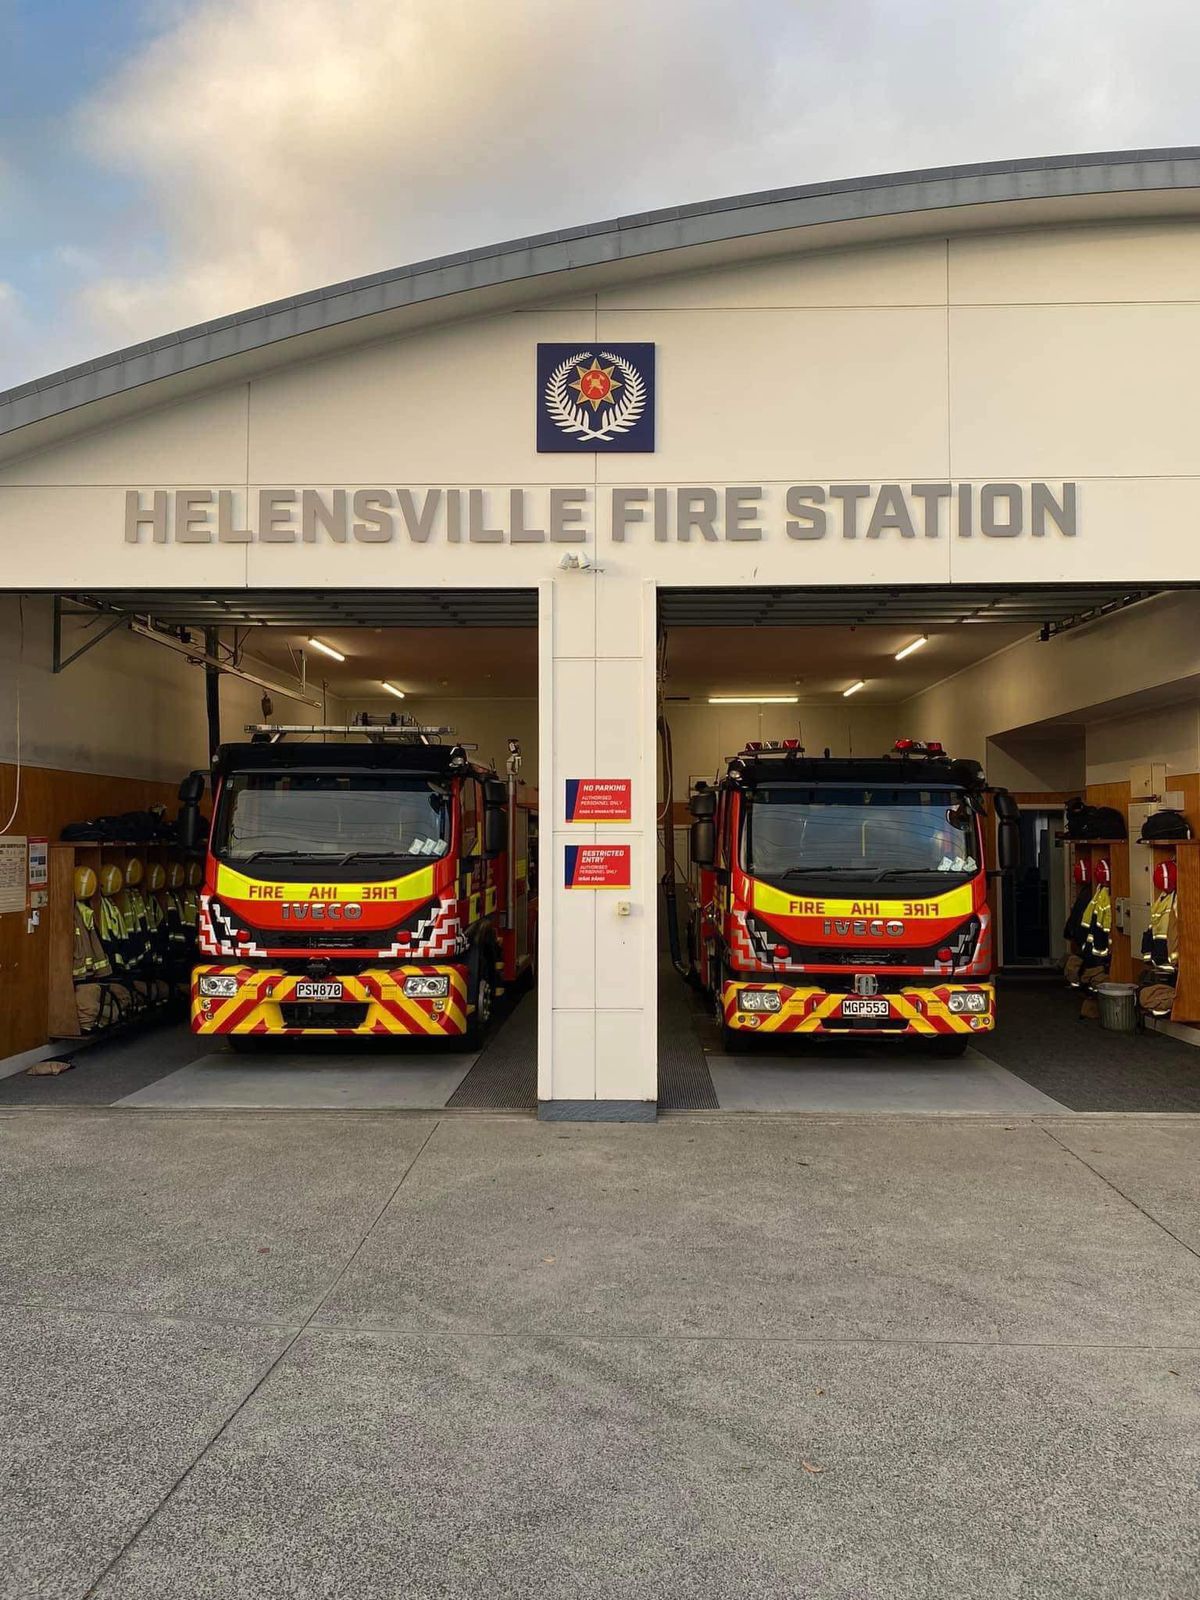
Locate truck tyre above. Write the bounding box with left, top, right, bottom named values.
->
left=927, top=1035, right=969, bottom=1058
left=465, top=947, right=496, bottom=1049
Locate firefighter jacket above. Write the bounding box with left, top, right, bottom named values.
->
left=1081, top=885, right=1112, bottom=963
left=98, top=893, right=129, bottom=971
left=1063, top=884, right=1093, bottom=949
left=1141, top=890, right=1178, bottom=971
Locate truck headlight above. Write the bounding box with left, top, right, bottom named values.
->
left=404, top=975, right=450, bottom=998
left=948, top=989, right=989, bottom=1014
left=198, top=974, right=239, bottom=998
left=738, top=988, right=782, bottom=1013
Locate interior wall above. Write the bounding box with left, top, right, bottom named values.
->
left=903, top=594, right=1200, bottom=770
left=661, top=700, right=901, bottom=800
left=0, top=595, right=323, bottom=788
left=354, top=695, right=539, bottom=788
left=1085, top=703, right=1200, bottom=786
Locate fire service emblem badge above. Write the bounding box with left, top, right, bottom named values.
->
left=536, top=343, right=655, bottom=452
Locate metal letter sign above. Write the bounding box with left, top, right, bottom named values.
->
left=537, top=344, right=655, bottom=453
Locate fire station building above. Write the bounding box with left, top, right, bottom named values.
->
left=5, top=147, right=1200, bottom=1118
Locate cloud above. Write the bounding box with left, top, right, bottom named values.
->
left=5, top=0, right=1200, bottom=383
left=73, top=0, right=790, bottom=345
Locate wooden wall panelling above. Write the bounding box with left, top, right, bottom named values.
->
left=0, top=765, right=184, bottom=1058
left=1171, top=843, right=1200, bottom=1021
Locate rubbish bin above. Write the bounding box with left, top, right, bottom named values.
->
left=1095, top=982, right=1138, bottom=1034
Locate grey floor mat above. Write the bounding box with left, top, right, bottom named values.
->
left=709, top=1046, right=1068, bottom=1113
left=657, top=956, right=719, bottom=1110
left=447, top=991, right=537, bottom=1109
left=117, top=1048, right=478, bottom=1109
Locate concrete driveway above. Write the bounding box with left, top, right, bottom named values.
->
left=1, top=1109, right=1198, bottom=1599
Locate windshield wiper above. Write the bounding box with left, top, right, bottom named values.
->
left=873, top=866, right=965, bottom=881
left=332, top=850, right=417, bottom=865
left=230, top=850, right=309, bottom=863
left=772, top=865, right=874, bottom=877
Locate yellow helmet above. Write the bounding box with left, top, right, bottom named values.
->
left=147, top=862, right=166, bottom=891
left=186, top=861, right=202, bottom=888
left=99, top=863, right=124, bottom=896
left=125, top=857, right=144, bottom=888
left=74, top=866, right=97, bottom=900
left=167, top=861, right=186, bottom=889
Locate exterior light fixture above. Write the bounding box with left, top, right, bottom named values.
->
left=707, top=695, right=800, bottom=705
left=843, top=680, right=866, bottom=698
left=894, top=636, right=928, bottom=661
left=381, top=681, right=406, bottom=699
left=307, top=637, right=346, bottom=662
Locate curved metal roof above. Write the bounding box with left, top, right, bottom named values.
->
left=4, top=146, right=1200, bottom=446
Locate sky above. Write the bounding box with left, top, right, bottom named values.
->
left=1, top=0, right=1198, bottom=390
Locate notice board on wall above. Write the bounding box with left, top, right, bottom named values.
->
left=0, top=836, right=27, bottom=914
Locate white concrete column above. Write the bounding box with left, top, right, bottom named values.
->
left=537, top=573, right=658, bottom=1119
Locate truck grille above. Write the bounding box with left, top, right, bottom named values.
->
left=808, top=947, right=921, bottom=967
left=279, top=1002, right=370, bottom=1029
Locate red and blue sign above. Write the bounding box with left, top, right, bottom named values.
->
left=537, top=344, right=655, bottom=453
left=565, top=778, right=632, bottom=824
left=564, top=845, right=631, bottom=890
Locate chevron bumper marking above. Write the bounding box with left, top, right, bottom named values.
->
left=721, top=981, right=995, bottom=1037
left=190, top=965, right=469, bottom=1037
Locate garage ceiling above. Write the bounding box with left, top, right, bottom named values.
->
left=657, top=584, right=1163, bottom=629
left=58, top=588, right=539, bottom=629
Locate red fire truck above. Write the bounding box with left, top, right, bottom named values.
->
left=686, top=739, right=1018, bottom=1053
left=179, top=721, right=536, bottom=1044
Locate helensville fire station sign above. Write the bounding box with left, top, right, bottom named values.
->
left=123, top=482, right=1078, bottom=547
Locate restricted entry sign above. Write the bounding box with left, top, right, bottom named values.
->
left=564, top=844, right=631, bottom=889
left=565, top=778, right=632, bottom=824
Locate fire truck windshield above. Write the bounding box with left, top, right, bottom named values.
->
left=215, top=772, right=452, bottom=864
left=743, top=786, right=979, bottom=885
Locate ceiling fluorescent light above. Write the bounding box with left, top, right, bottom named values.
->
left=307, top=637, right=345, bottom=662
left=842, top=680, right=866, bottom=698
left=707, top=695, right=800, bottom=705
left=381, top=681, right=406, bottom=699
left=894, top=636, right=928, bottom=661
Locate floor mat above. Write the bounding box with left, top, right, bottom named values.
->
left=117, top=1048, right=478, bottom=1109
left=657, top=956, right=718, bottom=1110
left=987, top=975, right=1200, bottom=1111
left=447, top=991, right=537, bottom=1109
left=709, top=1046, right=1067, bottom=1113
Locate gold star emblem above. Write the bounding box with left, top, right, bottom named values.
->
left=569, top=357, right=621, bottom=411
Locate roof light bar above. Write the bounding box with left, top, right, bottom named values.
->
left=381, top=681, right=406, bottom=699
left=708, top=695, right=800, bottom=705
left=307, top=637, right=346, bottom=662
left=842, top=680, right=866, bottom=698
left=895, top=635, right=928, bottom=661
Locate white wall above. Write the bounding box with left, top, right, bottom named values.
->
left=1085, top=703, right=1200, bottom=787
left=661, top=699, right=902, bottom=799
left=904, top=595, right=1200, bottom=768
left=0, top=594, right=322, bottom=782
left=355, top=694, right=539, bottom=787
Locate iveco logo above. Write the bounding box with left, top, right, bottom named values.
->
left=824, top=919, right=905, bottom=937
left=280, top=903, right=363, bottom=920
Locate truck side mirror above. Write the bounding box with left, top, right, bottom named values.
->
left=484, top=804, right=506, bottom=856
left=993, top=790, right=1020, bottom=872
left=997, top=818, right=1021, bottom=872
left=689, top=788, right=716, bottom=820
left=177, top=770, right=206, bottom=851
left=690, top=819, right=716, bottom=868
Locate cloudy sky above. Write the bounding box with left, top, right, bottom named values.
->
left=1, top=0, right=1196, bottom=389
